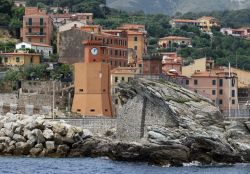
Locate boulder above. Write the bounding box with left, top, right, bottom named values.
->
left=1, top=128, right=14, bottom=138
left=56, top=144, right=70, bottom=156
left=52, top=124, right=67, bottom=136
left=35, top=143, right=44, bottom=149
left=15, top=142, right=31, bottom=155
left=82, top=129, right=93, bottom=139
left=30, top=148, right=43, bottom=156
left=13, top=134, right=26, bottom=142
left=46, top=141, right=55, bottom=153
left=43, top=128, right=54, bottom=140
left=32, top=129, right=45, bottom=144
left=0, top=137, right=11, bottom=144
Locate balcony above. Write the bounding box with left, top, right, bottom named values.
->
left=25, top=22, right=47, bottom=27
left=25, top=32, right=46, bottom=36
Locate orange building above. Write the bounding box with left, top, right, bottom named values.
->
left=72, top=40, right=113, bottom=117
left=103, top=24, right=148, bottom=67
left=21, top=7, right=53, bottom=45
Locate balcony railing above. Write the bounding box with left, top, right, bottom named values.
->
left=25, top=32, right=46, bottom=36
left=224, top=109, right=250, bottom=119
left=25, top=22, right=46, bottom=27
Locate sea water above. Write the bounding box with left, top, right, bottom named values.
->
left=0, top=157, right=249, bottom=174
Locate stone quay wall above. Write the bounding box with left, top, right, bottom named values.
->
left=59, top=117, right=117, bottom=134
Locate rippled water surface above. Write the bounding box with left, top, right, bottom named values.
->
left=0, top=157, right=249, bottom=174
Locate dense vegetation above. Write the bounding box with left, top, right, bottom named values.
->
left=0, top=0, right=24, bottom=36
left=1, top=63, right=72, bottom=81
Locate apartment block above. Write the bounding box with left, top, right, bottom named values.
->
left=170, top=16, right=220, bottom=32
left=187, top=69, right=238, bottom=112
left=221, top=28, right=250, bottom=38
left=21, top=7, right=53, bottom=45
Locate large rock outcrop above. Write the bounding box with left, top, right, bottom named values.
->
left=114, top=78, right=250, bottom=165
left=0, top=78, right=249, bottom=166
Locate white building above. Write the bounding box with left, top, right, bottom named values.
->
left=15, top=42, right=53, bottom=60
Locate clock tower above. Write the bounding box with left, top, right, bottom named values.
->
left=72, top=40, right=113, bottom=117
left=83, top=40, right=105, bottom=63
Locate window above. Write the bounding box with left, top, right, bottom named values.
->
left=232, top=100, right=235, bottom=105
left=219, top=79, right=223, bottom=87
left=28, top=28, right=32, bottom=33
left=212, top=90, right=216, bottom=95
left=115, top=77, right=118, bottom=83
left=40, top=38, right=43, bottom=43
left=28, top=18, right=32, bottom=25
left=219, top=89, right=223, bottom=95
left=21, top=45, right=25, bottom=49
left=232, top=90, right=235, bottom=97
left=40, top=27, right=43, bottom=35
left=186, top=80, right=189, bottom=85
left=40, top=18, right=44, bottom=25
left=194, top=79, right=198, bottom=85
left=4, top=57, right=8, bottom=63
left=16, top=57, right=20, bottom=62
left=28, top=38, right=31, bottom=42
left=30, top=57, right=33, bottom=63
left=79, top=89, right=83, bottom=92
left=90, top=109, right=95, bottom=112
left=110, top=60, right=112, bottom=65
left=212, top=80, right=216, bottom=85
left=219, top=99, right=223, bottom=105
left=128, top=77, right=132, bottom=82
left=115, top=50, right=118, bottom=56
left=121, top=77, right=124, bottom=81
left=134, top=46, right=137, bottom=50
left=134, top=37, right=138, bottom=41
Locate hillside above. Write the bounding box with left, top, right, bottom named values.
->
left=107, top=0, right=250, bottom=15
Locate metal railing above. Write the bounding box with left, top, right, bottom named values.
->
left=25, top=32, right=46, bottom=36
left=25, top=22, right=46, bottom=26
left=224, top=109, right=250, bottom=119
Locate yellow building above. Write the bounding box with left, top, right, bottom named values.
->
left=0, top=51, right=40, bottom=66
left=111, top=67, right=140, bottom=106
left=198, top=16, right=220, bottom=32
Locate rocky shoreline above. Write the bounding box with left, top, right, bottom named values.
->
left=0, top=79, right=249, bottom=166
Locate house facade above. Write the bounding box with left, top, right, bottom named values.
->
left=0, top=51, right=40, bottom=66
left=21, top=7, right=53, bottom=45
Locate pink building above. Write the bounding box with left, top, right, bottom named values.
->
left=21, top=7, right=53, bottom=45
left=187, top=68, right=238, bottom=112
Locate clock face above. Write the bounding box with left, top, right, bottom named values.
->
left=91, top=47, right=98, bottom=55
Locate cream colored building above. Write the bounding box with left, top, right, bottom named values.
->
left=0, top=51, right=40, bottom=66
